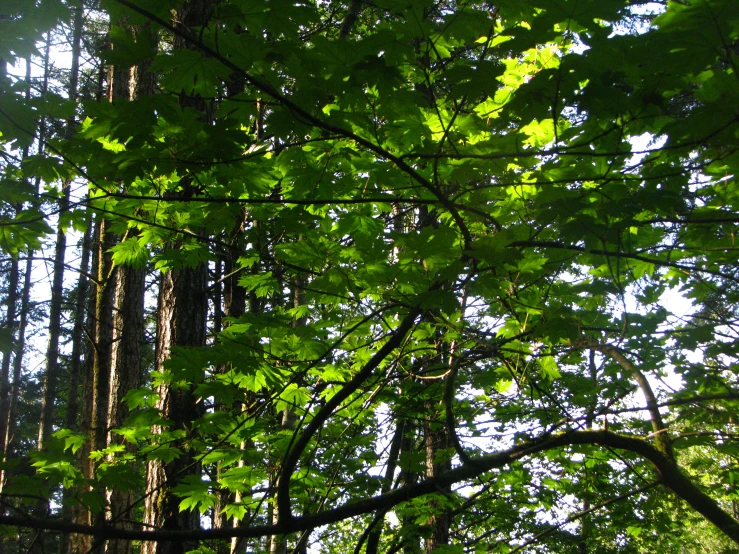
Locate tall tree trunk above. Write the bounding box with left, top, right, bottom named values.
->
left=105, top=22, right=158, bottom=554
left=0, top=241, right=19, bottom=482
left=578, top=350, right=599, bottom=554
left=220, top=249, right=248, bottom=554
left=104, top=259, right=145, bottom=554
left=400, top=421, right=422, bottom=554
left=69, top=214, right=103, bottom=554
left=141, top=4, right=212, bottom=552
left=268, top=277, right=303, bottom=554
left=65, top=212, right=93, bottom=431
left=365, top=419, right=405, bottom=554
left=2, top=41, right=48, bottom=537
left=142, top=263, right=207, bottom=554
left=36, top=189, right=69, bottom=452
left=1, top=250, right=32, bottom=493
left=32, top=11, right=83, bottom=553
left=91, top=217, right=116, bottom=499
left=59, top=210, right=93, bottom=550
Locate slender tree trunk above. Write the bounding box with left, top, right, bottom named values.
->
left=34, top=181, right=72, bottom=554
left=91, top=216, right=116, bottom=492
left=1, top=251, right=32, bottom=492
left=59, top=210, right=92, bottom=550
left=269, top=404, right=297, bottom=554
left=69, top=214, right=103, bottom=554
left=66, top=212, right=93, bottom=431
left=105, top=259, right=145, bottom=554
left=365, top=419, right=405, bottom=554
left=0, top=248, right=19, bottom=476
left=578, top=350, right=599, bottom=554
left=32, top=12, right=83, bottom=553
left=424, top=398, right=452, bottom=552
left=220, top=250, right=248, bottom=554
left=37, top=0, right=84, bottom=459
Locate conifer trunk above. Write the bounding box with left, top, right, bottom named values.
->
left=105, top=22, right=157, bottom=554
left=0, top=241, right=19, bottom=485
left=143, top=264, right=207, bottom=554
left=142, top=4, right=212, bottom=552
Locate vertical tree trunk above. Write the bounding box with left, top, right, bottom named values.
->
left=268, top=277, right=304, bottom=554
left=1, top=250, right=32, bottom=493
left=105, top=258, right=145, bottom=554
left=578, top=350, right=599, bottom=554
left=105, top=22, right=158, bottom=554
left=143, top=264, right=207, bottom=554
left=66, top=212, right=93, bottom=431
left=400, top=422, right=422, bottom=554
left=0, top=243, right=19, bottom=481
left=69, top=214, right=102, bottom=554
left=365, top=419, right=405, bottom=554
left=59, top=210, right=92, bottom=552
left=221, top=249, right=248, bottom=554
left=36, top=190, right=68, bottom=451
left=31, top=10, right=84, bottom=553
left=424, top=399, right=452, bottom=553
left=0, top=54, right=38, bottom=499
left=90, top=216, right=116, bottom=501
left=141, top=4, right=212, bottom=552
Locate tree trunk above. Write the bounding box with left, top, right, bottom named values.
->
left=60, top=210, right=92, bottom=551
left=66, top=212, right=93, bottom=431
left=424, top=399, right=452, bottom=552
left=105, top=22, right=158, bottom=554
left=142, top=3, right=213, bottom=552
left=69, top=214, right=103, bottom=554
left=35, top=0, right=84, bottom=521
left=1, top=251, right=32, bottom=494
left=0, top=254, right=19, bottom=478
left=142, top=264, right=207, bottom=554
left=400, top=422, right=422, bottom=554
left=105, top=259, right=145, bottom=554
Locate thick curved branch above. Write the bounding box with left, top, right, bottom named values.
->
left=589, top=343, right=672, bottom=457
left=5, top=430, right=738, bottom=545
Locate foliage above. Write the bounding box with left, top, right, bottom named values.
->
left=1, top=0, right=738, bottom=552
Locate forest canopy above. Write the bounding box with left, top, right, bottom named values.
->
left=0, top=0, right=738, bottom=553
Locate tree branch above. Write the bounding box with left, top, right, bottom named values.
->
left=4, top=430, right=738, bottom=545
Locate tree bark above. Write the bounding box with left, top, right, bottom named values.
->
left=141, top=3, right=212, bottom=553
left=424, top=398, right=452, bottom=553
left=61, top=210, right=92, bottom=551
left=0, top=254, right=19, bottom=479
left=70, top=213, right=103, bottom=554
left=105, top=259, right=145, bottom=554
left=143, top=264, right=208, bottom=554
left=104, top=21, right=158, bottom=554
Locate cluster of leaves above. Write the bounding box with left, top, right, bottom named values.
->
left=1, top=0, right=738, bottom=552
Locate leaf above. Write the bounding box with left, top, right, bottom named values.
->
left=110, top=236, right=149, bottom=268
left=174, top=475, right=217, bottom=515
left=538, top=356, right=561, bottom=380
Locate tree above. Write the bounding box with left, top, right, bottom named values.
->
left=0, top=0, right=738, bottom=552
